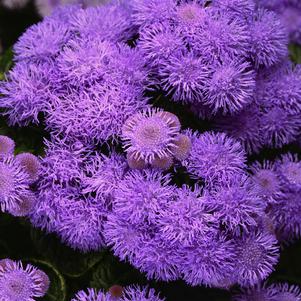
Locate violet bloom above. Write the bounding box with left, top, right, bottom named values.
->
left=56, top=197, right=107, bottom=252
left=234, top=231, right=279, bottom=286
left=0, top=156, right=31, bottom=213
left=69, top=3, right=136, bottom=43
left=122, top=109, right=181, bottom=166
left=0, top=135, right=15, bottom=157
left=183, top=130, right=246, bottom=184
left=214, top=104, right=264, bottom=154
left=249, top=9, right=288, bottom=67
left=138, top=22, right=185, bottom=66
left=0, top=259, right=50, bottom=301
left=259, top=106, right=301, bottom=148
left=159, top=51, right=209, bottom=103
left=207, top=175, right=266, bottom=232
left=211, top=0, right=256, bottom=18
left=157, top=185, right=218, bottom=246
left=15, top=153, right=41, bottom=183
left=234, top=281, right=301, bottom=301
left=131, top=0, right=176, bottom=26
left=83, top=152, right=128, bottom=205
left=203, top=59, right=256, bottom=114
left=277, top=153, right=301, bottom=191
left=250, top=160, right=284, bottom=203
left=14, top=18, right=72, bottom=61
left=72, top=286, right=165, bottom=301
left=179, top=234, right=237, bottom=287
left=0, top=61, right=55, bottom=126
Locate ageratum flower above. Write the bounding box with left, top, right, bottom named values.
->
left=259, top=106, right=301, bottom=148
left=56, top=197, right=107, bottom=252
left=211, top=0, right=256, bottom=18
left=8, top=192, right=37, bottom=217
left=1, top=0, right=29, bottom=9
left=203, top=59, right=256, bottom=114
left=157, top=185, right=218, bottom=246
left=14, top=18, right=72, bottom=61
left=233, top=282, right=301, bottom=301
left=183, top=131, right=246, bottom=184
left=122, top=109, right=180, bottom=165
left=250, top=160, right=283, bottom=203
left=0, top=260, right=49, bottom=301
left=214, top=105, right=264, bottom=154
left=159, top=51, right=209, bottom=103
left=235, top=231, right=279, bottom=286
left=249, top=9, right=288, bottom=67
left=269, top=190, right=301, bottom=240
left=0, top=156, right=30, bottom=213
left=72, top=286, right=165, bottom=301
left=207, top=175, right=266, bottom=232
left=0, top=60, right=55, bottom=126
left=138, top=22, right=185, bottom=66
left=0, top=135, right=15, bottom=157
left=277, top=153, right=301, bottom=191
left=179, top=234, right=237, bottom=287
left=190, top=11, right=250, bottom=62
left=69, top=3, right=136, bottom=42
left=15, top=153, right=41, bottom=183
left=131, top=0, right=176, bottom=26
left=83, top=152, right=128, bottom=205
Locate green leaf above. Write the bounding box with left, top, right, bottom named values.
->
left=289, top=43, right=301, bottom=64
left=0, top=47, right=13, bottom=79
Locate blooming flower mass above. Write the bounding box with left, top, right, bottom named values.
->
left=0, top=0, right=301, bottom=298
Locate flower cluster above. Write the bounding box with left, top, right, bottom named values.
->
left=0, top=0, right=300, bottom=294
left=0, top=135, right=40, bottom=217
left=0, top=258, right=49, bottom=301
left=72, top=285, right=165, bottom=301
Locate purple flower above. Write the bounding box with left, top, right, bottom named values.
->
left=250, top=160, right=283, bottom=203
left=122, top=286, right=165, bottom=301
left=122, top=109, right=181, bottom=165
left=207, top=175, right=266, bottom=232
left=69, top=3, right=135, bottom=42
left=233, top=282, right=277, bottom=301
left=214, top=105, right=264, bottom=154
left=183, top=131, right=246, bottom=184
left=190, top=11, right=250, bottom=62
left=131, top=0, right=176, bottom=26
left=82, top=152, right=128, bottom=205
left=0, top=156, right=30, bottom=213
left=15, top=153, right=41, bottom=183
left=258, top=63, right=301, bottom=115
left=234, top=231, right=279, bottom=286
left=111, top=169, right=174, bottom=224
left=269, top=189, right=301, bottom=240
left=56, top=36, right=115, bottom=85
left=157, top=185, right=217, bottom=246
left=14, top=18, right=72, bottom=62
left=138, top=22, right=185, bottom=66
left=47, top=83, right=149, bottom=144
left=0, top=61, right=55, bottom=126
left=211, top=0, right=256, bottom=18
left=0, top=260, right=49, bottom=301
left=0, top=136, right=15, bottom=157
left=159, top=51, right=209, bottom=103
left=72, top=286, right=165, bottom=301
left=249, top=9, right=288, bottom=67
left=179, top=234, right=237, bottom=287
left=233, top=282, right=301, bottom=301
left=56, top=197, right=107, bottom=252
left=203, top=59, right=256, bottom=114
left=259, top=106, right=301, bottom=148
left=277, top=153, right=301, bottom=191
left=271, top=283, right=301, bottom=301
left=7, top=192, right=37, bottom=217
